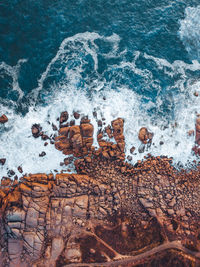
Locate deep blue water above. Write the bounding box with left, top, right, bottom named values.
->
left=0, top=0, right=200, bottom=108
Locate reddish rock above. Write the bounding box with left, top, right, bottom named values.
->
left=105, top=125, right=113, bottom=138
left=138, top=127, right=153, bottom=144
left=32, top=124, right=42, bottom=138
left=195, top=115, right=200, bottom=145
left=80, top=123, right=94, bottom=137
left=0, top=158, right=6, bottom=165
left=60, top=111, right=68, bottom=124
left=0, top=114, right=8, bottom=123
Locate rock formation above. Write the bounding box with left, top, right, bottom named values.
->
left=0, top=114, right=8, bottom=124
left=1, top=114, right=200, bottom=266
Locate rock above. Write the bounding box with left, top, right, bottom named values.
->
left=93, top=111, right=97, bottom=118
left=32, top=124, right=42, bottom=138
left=195, top=115, right=200, bottom=145
left=0, top=114, right=8, bottom=123
left=60, top=111, right=68, bottom=124
left=41, top=134, right=49, bottom=141
left=160, top=141, right=164, bottom=145
left=0, top=158, right=6, bottom=165
left=39, top=151, right=46, bottom=157
left=98, top=120, right=102, bottom=127
left=138, top=144, right=145, bottom=153
left=73, top=112, right=80, bottom=119
left=7, top=170, right=15, bottom=177
left=52, top=123, right=58, bottom=131
left=188, top=130, right=194, bottom=136
left=17, top=166, right=23, bottom=173
left=70, top=120, right=75, bottom=126
left=127, top=155, right=132, bottom=161
left=44, top=142, right=48, bottom=146
left=138, top=127, right=153, bottom=144
left=64, top=157, right=73, bottom=166
left=194, top=91, right=198, bottom=97
left=130, top=146, right=135, bottom=154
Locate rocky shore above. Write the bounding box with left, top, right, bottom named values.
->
left=1, top=112, right=200, bottom=266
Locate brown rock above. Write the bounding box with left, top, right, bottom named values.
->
left=0, top=158, right=6, bottom=165
left=0, top=114, right=8, bottom=123
left=17, top=166, right=23, bottom=173
left=31, top=124, right=42, bottom=138
left=60, top=111, right=68, bottom=124
left=80, top=123, right=94, bottom=137
left=138, top=127, right=153, bottom=144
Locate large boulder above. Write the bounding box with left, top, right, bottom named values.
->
left=0, top=114, right=8, bottom=124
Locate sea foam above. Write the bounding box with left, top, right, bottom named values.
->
left=1, top=28, right=200, bottom=177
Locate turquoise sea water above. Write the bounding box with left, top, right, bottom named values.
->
left=1, top=0, right=200, bottom=175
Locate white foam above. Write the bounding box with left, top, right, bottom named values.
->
left=0, top=59, right=27, bottom=100
left=1, top=31, right=200, bottom=178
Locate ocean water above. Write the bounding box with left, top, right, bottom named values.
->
left=1, top=0, right=200, bottom=176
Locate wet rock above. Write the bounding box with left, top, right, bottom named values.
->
left=52, top=123, right=58, bottom=131
left=98, top=120, right=102, bottom=127
left=17, top=166, right=23, bottom=173
left=41, top=134, right=49, bottom=141
left=73, top=112, right=80, bottom=119
left=127, top=155, right=132, bottom=161
left=138, top=127, right=153, bottom=144
left=93, top=111, right=97, bottom=118
left=32, top=124, right=42, bottom=138
left=0, top=114, right=8, bottom=123
left=60, top=111, right=68, bottom=124
left=138, top=144, right=145, bottom=153
left=130, top=146, right=135, bottom=154
left=7, top=170, right=15, bottom=177
left=44, top=142, right=48, bottom=146
left=39, top=151, right=46, bottom=157
left=0, top=158, right=6, bottom=165
left=70, top=120, right=75, bottom=126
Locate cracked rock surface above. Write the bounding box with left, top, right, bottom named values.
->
left=1, top=116, right=200, bottom=266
